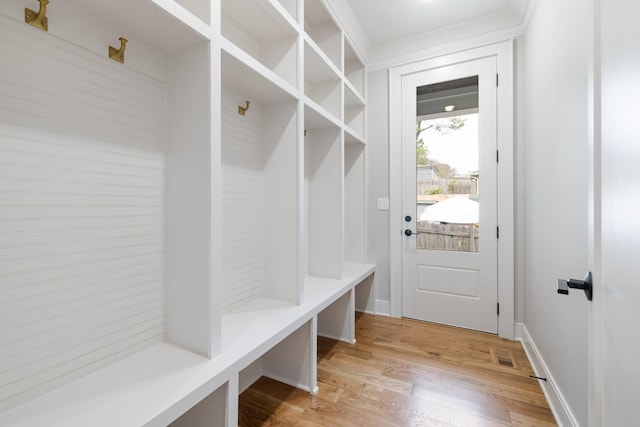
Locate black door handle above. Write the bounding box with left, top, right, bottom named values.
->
left=404, top=229, right=413, bottom=236
left=557, top=271, right=592, bottom=301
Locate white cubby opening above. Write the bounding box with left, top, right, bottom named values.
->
left=304, top=0, right=342, bottom=71
left=344, top=37, right=365, bottom=96
left=344, top=140, right=366, bottom=265
left=344, top=83, right=366, bottom=138
left=169, top=382, right=228, bottom=427
left=238, top=319, right=316, bottom=395
left=317, top=290, right=354, bottom=343
left=221, top=51, right=300, bottom=313
left=221, top=0, right=298, bottom=88
left=0, top=2, right=213, bottom=414
left=304, top=42, right=342, bottom=120
left=304, top=106, right=344, bottom=280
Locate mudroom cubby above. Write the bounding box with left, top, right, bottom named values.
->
left=304, top=106, right=343, bottom=280
left=0, top=0, right=373, bottom=425
left=0, top=0, right=217, bottom=421
left=344, top=139, right=367, bottom=265
left=221, top=0, right=298, bottom=88
left=304, top=41, right=342, bottom=121
left=220, top=51, right=301, bottom=312
left=344, top=36, right=365, bottom=96
left=304, top=0, right=342, bottom=71
left=344, top=83, right=366, bottom=138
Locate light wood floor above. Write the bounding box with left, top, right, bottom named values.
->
left=239, top=313, right=556, bottom=426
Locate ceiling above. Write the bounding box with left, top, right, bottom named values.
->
left=343, top=0, right=528, bottom=56
left=417, top=76, right=479, bottom=117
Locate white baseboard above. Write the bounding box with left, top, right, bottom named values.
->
left=515, top=323, right=579, bottom=427
left=374, top=300, right=391, bottom=316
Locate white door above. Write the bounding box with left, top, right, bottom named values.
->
left=401, top=57, right=498, bottom=333
left=591, top=0, right=640, bottom=423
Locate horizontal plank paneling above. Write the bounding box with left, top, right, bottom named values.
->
left=0, top=14, right=166, bottom=411
left=220, top=91, right=264, bottom=313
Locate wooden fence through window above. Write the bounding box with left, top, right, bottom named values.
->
left=416, top=220, right=479, bottom=252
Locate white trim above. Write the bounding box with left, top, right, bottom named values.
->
left=516, top=323, right=579, bottom=427
left=323, top=0, right=371, bottom=64
left=588, top=0, right=603, bottom=424
left=520, top=0, right=537, bottom=31
left=375, top=300, right=391, bottom=316
left=369, top=29, right=522, bottom=72
left=389, top=41, right=515, bottom=339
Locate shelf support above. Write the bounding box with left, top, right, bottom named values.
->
left=109, top=37, right=128, bottom=64
left=25, top=0, right=49, bottom=32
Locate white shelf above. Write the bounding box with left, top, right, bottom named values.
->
left=68, top=0, right=212, bottom=52
left=344, top=82, right=366, bottom=137
left=305, top=100, right=342, bottom=130
left=222, top=298, right=314, bottom=361
left=0, top=342, right=225, bottom=427
left=221, top=43, right=299, bottom=103
left=304, top=40, right=342, bottom=121
left=344, top=36, right=365, bottom=97
left=221, top=0, right=298, bottom=87
left=345, top=127, right=366, bottom=145
left=304, top=0, right=342, bottom=71
left=305, top=263, right=376, bottom=312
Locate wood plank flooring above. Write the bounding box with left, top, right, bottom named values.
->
left=239, top=313, right=556, bottom=426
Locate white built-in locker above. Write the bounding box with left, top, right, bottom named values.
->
left=0, top=0, right=372, bottom=425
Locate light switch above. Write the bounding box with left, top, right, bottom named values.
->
left=377, top=197, right=389, bottom=210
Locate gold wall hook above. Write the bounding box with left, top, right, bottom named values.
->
left=25, top=0, right=49, bottom=32
left=238, top=101, right=250, bottom=116
left=109, top=37, right=128, bottom=64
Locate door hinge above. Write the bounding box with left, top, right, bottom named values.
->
left=497, top=302, right=500, bottom=315
left=496, top=226, right=500, bottom=239
left=496, top=73, right=499, bottom=86
left=496, top=149, right=499, bottom=163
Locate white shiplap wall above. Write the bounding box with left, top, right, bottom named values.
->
left=220, top=88, right=264, bottom=312
left=0, top=16, right=166, bottom=411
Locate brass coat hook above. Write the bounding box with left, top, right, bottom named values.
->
left=238, top=101, right=250, bottom=116
left=25, top=0, right=49, bottom=32
left=109, top=37, right=128, bottom=64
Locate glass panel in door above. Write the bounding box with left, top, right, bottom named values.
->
left=415, top=76, right=479, bottom=252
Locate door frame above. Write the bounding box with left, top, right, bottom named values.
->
left=389, top=41, right=515, bottom=339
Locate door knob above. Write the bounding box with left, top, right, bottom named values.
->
left=404, top=229, right=414, bottom=236
left=557, top=271, right=592, bottom=301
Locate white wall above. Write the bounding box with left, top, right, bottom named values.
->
left=366, top=69, right=391, bottom=310
left=519, top=0, right=590, bottom=424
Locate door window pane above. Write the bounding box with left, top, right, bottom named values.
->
left=416, top=77, right=479, bottom=252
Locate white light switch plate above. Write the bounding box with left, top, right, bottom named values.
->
left=377, top=197, right=389, bottom=210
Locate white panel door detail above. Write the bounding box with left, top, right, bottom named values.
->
left=401, top=57, right=498, bottom=333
